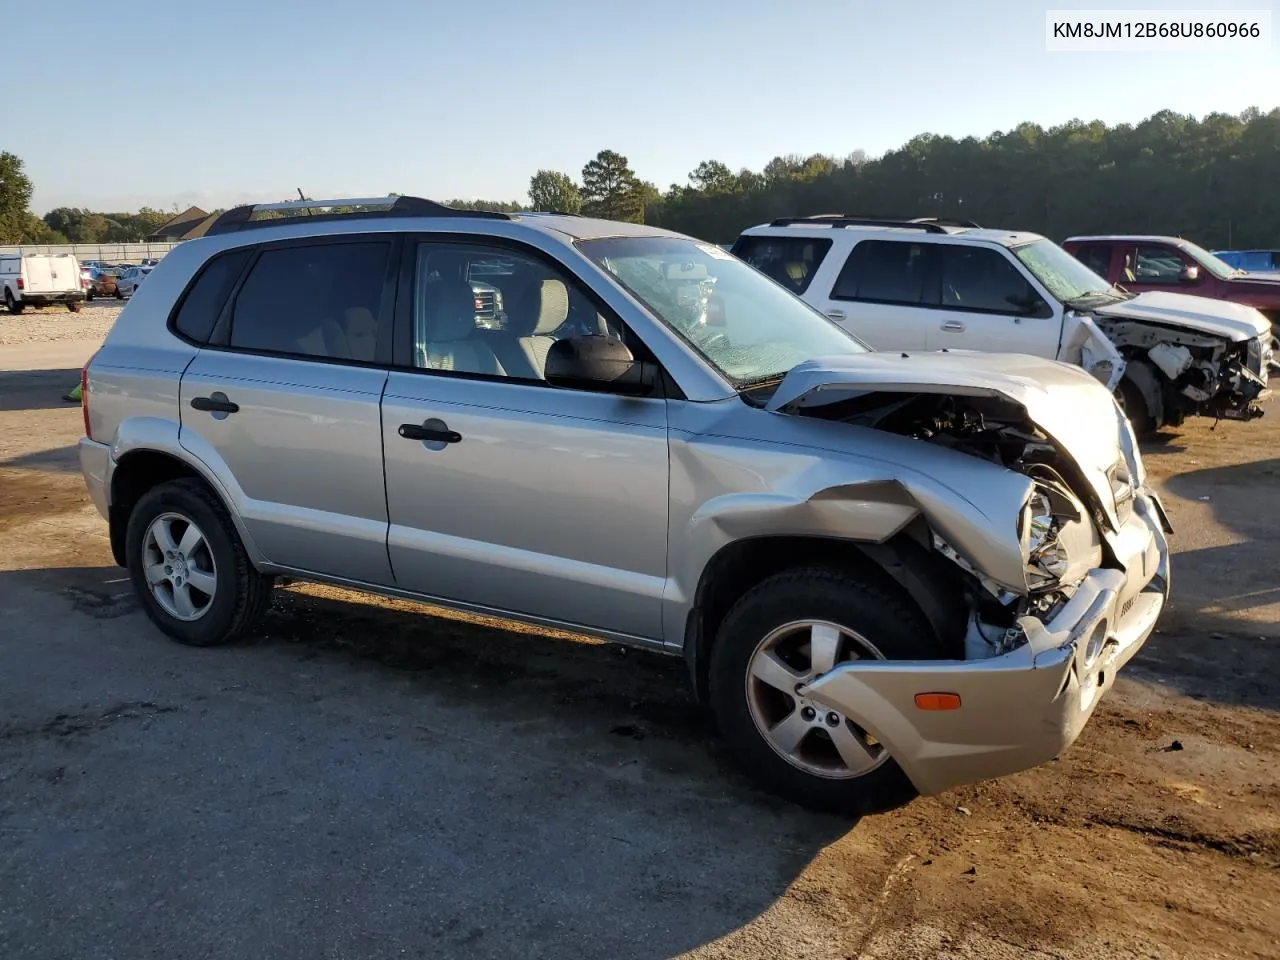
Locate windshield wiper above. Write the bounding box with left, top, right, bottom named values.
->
left=1065, top=288, right=1126, bottom=308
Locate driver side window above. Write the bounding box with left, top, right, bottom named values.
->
left=1132, top=245, right=1190, bottom=285
left=411, top=242, right=626, bottom=382
left=937, top=246, right=1050, bottom=317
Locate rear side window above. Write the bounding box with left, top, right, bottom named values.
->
left=1074, top=244, right=1112, bottom=276
left=830, top=240, right=931, bottom=305
left=171, top=249, right=251, bottom=344
left=228, top=242, right=391, bottom=362
left=732, top=236, right=832, bottom=294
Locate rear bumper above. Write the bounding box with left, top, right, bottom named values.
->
left=78, top=438, right=111, bottom=521
left=20, top=291, right=85, bottom=306
left=803, top=490, right=1169, bottom=796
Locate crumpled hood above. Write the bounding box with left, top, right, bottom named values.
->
left=1094, top=291, right=1269, bottom=341
left=767, top=351, right=1135, bottom=529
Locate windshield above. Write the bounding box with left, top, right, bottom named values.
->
left=1178, top=240, right=1237, bottom=280
left=578, top=236, right=869, bottom=385
left=1012, top=239, right=1116, bottom=302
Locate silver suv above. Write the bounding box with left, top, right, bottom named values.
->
left=77, top=196, right=1172, bottom=813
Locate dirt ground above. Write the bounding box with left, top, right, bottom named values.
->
left=1, top=307, right=1278, bottom=959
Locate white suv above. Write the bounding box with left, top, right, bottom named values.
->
left=732, top=216, right=1271, bottom=432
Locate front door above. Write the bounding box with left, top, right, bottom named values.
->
left=925, top=245, right=1061, bottom=357
left=178, top=236, right=399, bottom=585
left=380, top=239, right=670, bottom=641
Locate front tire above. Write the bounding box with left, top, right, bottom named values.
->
left=710, top=567, right=948, bottom=815
left=68, top=301, right=83, bottom=313
left=126, top=479, right=273, bottom=646
left=1116, top=376, right=1155, bottom=436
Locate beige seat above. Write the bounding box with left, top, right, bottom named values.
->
left=343, top=307, right=379, bottom=362
left=502, top=278, right=569, bottom=378
left=419, top=279, right=505, bottom=375
left=295, top=319, right=349, bottom=359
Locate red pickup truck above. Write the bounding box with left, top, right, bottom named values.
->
left=1063, top=235, right=1280, bottom=348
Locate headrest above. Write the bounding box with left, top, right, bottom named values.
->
left=422, top=279, right=477, bottom=341
left=506, top=278, right=569, bottom=337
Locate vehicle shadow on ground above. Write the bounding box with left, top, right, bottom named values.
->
left=4, top=564, right=857, bottom=959
left=0, top=368, right=82, bottom=412
left=1133, top=457, right=1280, bottom=712
left=2, top=445, right=81, bottom=473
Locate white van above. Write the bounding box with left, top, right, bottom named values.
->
left=0, top=253, right=87, bottom=313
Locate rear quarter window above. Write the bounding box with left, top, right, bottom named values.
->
left=1074, top=244, right=1113, bottom=276
left=732, top=235, right=832, bottom=294
left=170, top=249, right=252, bottom=344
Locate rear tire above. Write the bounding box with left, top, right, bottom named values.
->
left=126, top=479, right=273, bottom=647
left=709, top=566, right=948, bottom=815
left=5, top=290, right=22, bottom=314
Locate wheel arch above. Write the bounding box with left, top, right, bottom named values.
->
left=108, top=446, right=256, bottom=569
left=681, top=522, right=970, bottom=705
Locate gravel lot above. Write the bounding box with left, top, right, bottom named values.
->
left=0, top=301, right=122, bottom=346
left=0, top=324, right=1278, bottom=959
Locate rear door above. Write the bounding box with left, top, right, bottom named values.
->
left=926, top=244, right=1061, bottom=357
left=177, top=236, right=399, bottom=585
left=815, top=238, right=933, bottom=350
left=22, top=256, right=56, bottom=294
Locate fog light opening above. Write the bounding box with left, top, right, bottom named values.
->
left=1084, top=620, right=1109, bottom=666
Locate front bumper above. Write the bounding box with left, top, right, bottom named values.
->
left=803, top=490, right=1170, bottom=796
left=78, top=438, right=111, bottom=521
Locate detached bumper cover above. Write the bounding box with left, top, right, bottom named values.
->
left=803, top=491, right=1170, bottom=796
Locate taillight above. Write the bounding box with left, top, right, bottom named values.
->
left=16, top=277, right=24, bottom=290
left=81, top=351, right=97, bottom=440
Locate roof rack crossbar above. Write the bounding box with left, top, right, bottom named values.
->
left=204, top=195, right=512, bottom=236
left=767, top=215, right=949, bottom=233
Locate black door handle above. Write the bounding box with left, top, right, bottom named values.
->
left=190, top=395, right=239, bottom=414
left=398, top=423, right=461, bottom=443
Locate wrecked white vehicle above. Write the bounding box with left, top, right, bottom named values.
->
left=79, top=204, right=1170, bottom=815
left=732, top=217, right=1272, bottom=433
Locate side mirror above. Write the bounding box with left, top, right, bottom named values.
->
left=544, top=336, right=657, bottom=397
left=1179, top=265, right=1200, bottom=283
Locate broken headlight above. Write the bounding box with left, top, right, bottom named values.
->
left=1019, top=482, right=1103, bottom=589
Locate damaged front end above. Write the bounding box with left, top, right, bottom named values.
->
left=1063, top=303, right=1272, bottom=429
left=765, top=353, right=1171, bottom=794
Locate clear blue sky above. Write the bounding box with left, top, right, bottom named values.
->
left=15, top=0, right=1279, bottom=214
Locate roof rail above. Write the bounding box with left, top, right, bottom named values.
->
left=767, top=215, right=950, bottom=234
left=204, top=195, right=512, bottom=236
left=909, top=216, right=982, bottom=228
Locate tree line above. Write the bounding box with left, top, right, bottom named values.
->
left=4, top=108, right=1278, bottom=249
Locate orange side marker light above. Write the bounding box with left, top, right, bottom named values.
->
left=914, top=692, right=961, bottom=711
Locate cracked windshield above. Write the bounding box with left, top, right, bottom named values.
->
left=579, top=236, right=867, bottom=384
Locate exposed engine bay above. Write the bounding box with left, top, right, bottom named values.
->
left=1065, top=312, right=1269, bottom=429
left=800, top=391, right=1114, bottom=660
